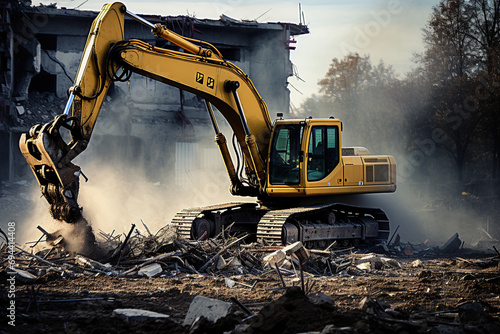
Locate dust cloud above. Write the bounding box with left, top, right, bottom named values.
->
left=13, top=184, right=98, bottom=258
left=341, top=130, right=495, bottom=246
left=12, top=183, right=55, bottom=244
left=337, top=189, right=491, bottom=246
left=315, top=67, right=496, bottom=247
left=72, top=96, right=243, bottom=238
left=15, top=112, right=243, bottom=255
left=15, top=149, right=240, bottom=253
left=75, top=161, right=235, bottom=238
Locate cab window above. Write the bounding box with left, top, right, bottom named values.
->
left=307, top=126, right=339, bottom=181
left=269, top=125, right=303, bottom=184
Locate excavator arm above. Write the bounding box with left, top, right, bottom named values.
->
left=19, top=2, right=272, bottom=223
left=114, top=39, right=272, bottom=181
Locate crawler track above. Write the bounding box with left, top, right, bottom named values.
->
left=172, top=202, right=390, bottom=246
left=172, top=202, right=259, bottom=240
left=256, top=204, right=390, bottom=245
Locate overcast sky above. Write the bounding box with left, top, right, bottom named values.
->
left=55, top=0, right=440, bottom=106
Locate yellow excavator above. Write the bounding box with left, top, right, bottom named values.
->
left=19, top=2, right=396, bottom=248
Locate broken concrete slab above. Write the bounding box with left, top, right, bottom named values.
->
left=356, top=262, right=372, bottom=271
left=283, top=241, right=304, bottom=255
left=183, top=295, right=234, bottom=326
left=308, top=293, right=335, bottom=307
left=283, top=241, right=310, bottom=261
left=113, top=308, right=170, bottom=324
left=137, top=263, right=163, bottom=278
left=356, top=253, right=402, bottom=270
left=225, top=278, right=235, bottom=288
left=263, top=242, right=310, bottom=268
left=411, top=259, right=423, bottom=268
left=263, top=249, right=286, bottom=266
left=16, top=105, right=25, bottom=116
left=75, top=255, right=114, bottom=272
left=226, top=257, right=243, bottom=270
left=216, top=256, right=227, bottom=270
left=356, top=254, right=400, bottom=270
left=381, top=257, right=402, bottom=269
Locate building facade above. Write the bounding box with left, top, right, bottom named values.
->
left=0, top=1, right=308, bottom=185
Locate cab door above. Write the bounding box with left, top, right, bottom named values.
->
left=267, top=124, right=303, bottom=185
left=304, top=125, right=343, bottom=192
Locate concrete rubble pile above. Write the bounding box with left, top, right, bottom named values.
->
left=1, top=223, right=500, bottom=333
left=6, top=222, right=494, bottom=281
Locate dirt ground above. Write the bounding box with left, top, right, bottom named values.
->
left=1, top=181, right=499, bottom=333
left=1, top=251, right=499, bottom=333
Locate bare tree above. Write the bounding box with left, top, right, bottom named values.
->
left=315, top=54, right=402, bottom=154
left=420, top=0, right=483, bottom=182
left=467, top=0, right=500, bottom=179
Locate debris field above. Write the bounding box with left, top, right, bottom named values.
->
left=1, top=221, right=500, bottom=334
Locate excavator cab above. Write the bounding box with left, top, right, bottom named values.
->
left=267, top=118, right=342, bottom=197
left=266, top=118, right=395, bottom=198
left=267, top=120, right=341, bottom=185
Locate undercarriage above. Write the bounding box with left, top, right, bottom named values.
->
left=172, top=202, right=390, bottom=247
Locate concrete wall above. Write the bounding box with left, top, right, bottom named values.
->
left=26, top=10, right=294, bottom=117
left=2, top=5, right=306, bottom=183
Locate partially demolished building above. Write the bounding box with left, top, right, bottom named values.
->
left=0, top=1, right=308, bottom=183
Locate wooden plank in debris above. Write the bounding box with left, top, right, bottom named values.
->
left=15, top=246, right=61, bottom=270
left=141, top=219, right=153, bottom=237
left=493, top=246, right=500, bottom=258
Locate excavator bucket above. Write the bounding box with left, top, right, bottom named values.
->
left=19, top=114, right=84, bottom=223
